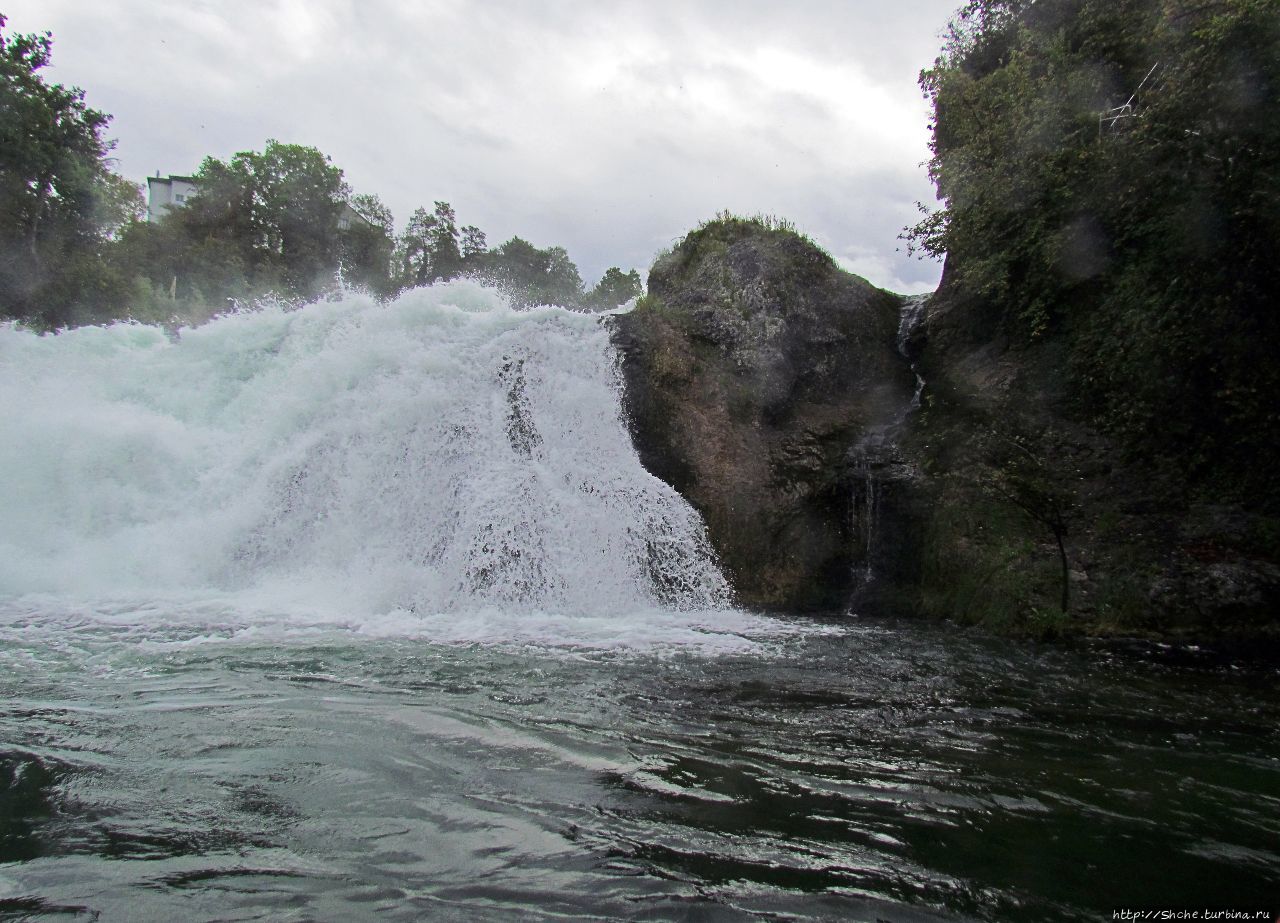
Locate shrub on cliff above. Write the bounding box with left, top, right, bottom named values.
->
left=909, top=0, right=1280, bottom=502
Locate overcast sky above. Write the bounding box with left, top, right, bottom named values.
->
left=7, top=1, right=960, bottom=293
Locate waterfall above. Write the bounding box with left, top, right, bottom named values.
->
left=847, top=293, right=929, bottom=598
left=0, top=282, right=731, bottom=618
left=849, top=430, right=888, bottom=594
left=854, top=456, right=880, bottom=585
left=898, top=293, right=928, bottom=409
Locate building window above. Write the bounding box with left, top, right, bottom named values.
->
left=175, top=194, right=186, bottom=203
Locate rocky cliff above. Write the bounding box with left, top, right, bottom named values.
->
left=902, top=264, right=1280, bottom=640
left=612, top=217, right=1279, bottom=640
left=610, top=216, right=913, bottom=611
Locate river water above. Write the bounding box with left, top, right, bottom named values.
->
left=1, top=286, right=1276, bottom=921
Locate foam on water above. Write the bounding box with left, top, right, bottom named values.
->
left=0, top=282, right=787, bottom=651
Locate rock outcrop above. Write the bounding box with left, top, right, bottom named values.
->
left=610, top=217, right=1279, bottom=639
left=611, top=217, right=913, bottom=611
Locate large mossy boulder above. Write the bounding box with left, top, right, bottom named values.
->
left=611, top=217, right=912, bottom=610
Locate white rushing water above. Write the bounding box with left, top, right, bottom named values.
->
left=0, top=282, right=791, bottom=651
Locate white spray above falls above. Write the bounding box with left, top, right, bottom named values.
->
left=0, top=281, right=732, bottom=619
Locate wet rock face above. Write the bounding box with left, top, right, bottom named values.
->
left=905, top=259, right=1280, bottom=640
left=611, top=220, right=913, bottom=610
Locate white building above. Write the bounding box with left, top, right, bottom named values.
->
left=338, top=202, right=376, bottom=231
left=146, top=174, right=199, bottom=222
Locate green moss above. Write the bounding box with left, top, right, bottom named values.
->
left=630, top=293, right=660, bottom=315
left=915, top=483, right=1071, bottom=638
left=1094, top=568, right=1158, bottom=634
left=656, top=213, right=835, bottom=286
left=1245, top=516, right=1280, bottom=560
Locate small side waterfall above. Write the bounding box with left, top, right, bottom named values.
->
left=847, top=293, right=929, bottom=600
left=898, top=293, right=928, bottom=409
left=852, top=452, right=881, bottom=586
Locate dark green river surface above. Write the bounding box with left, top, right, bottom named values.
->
left=1, top=608, right=1277, bottom=922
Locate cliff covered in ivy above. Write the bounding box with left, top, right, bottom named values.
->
left=909, top=0, right=1279, bottom=494
left=900, top=0, right=1280, bottom=637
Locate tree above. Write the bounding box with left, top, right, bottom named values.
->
left=471, top=236, right=586, bottom=307
left=0, top=16, right=134, bottom=326
left=907, top=0, right=1280, bottom=499
left=396, top=206, right=433, bottom=287
left=426, top=200, right=462, bottom=281
left=394, top=200, right=463, bottom=288
left=105, top=141, right=389, bottom=318
left=460, top=225, right=487, bottom=259
left=179, top=140, right=350, bottom=298
left=587, top=267, right=643, bottom=309
left=339, top=192, right=394, bottom=295
left=978, top=427, right=1078, bottom=613
left=350, top=193, right=392, bottom=233
left=541, top=246, right=583, bottom=305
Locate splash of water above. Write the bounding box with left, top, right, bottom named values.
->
left=0, top=282, right=732, bottom=629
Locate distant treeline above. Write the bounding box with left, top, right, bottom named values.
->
left=0, top=16, right=641, bottom=330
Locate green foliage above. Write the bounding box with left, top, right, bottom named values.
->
left=697, top=210, right=822, bottom=248
left=653, top=212, right=836, bottom=290
left=705, top=210, right=798, bottom=234
left=586, top=267, right=643, bottom=309
left=339, top=193, right=395, bottom=296
left=0, top=18, right=623, bottom=327
left=0, top=15, right=142, bottom=327
left=109, top=142, right=399, bottom=313
left=90, top=171, right=145, bottom=238
left=468, top=235, right=586, bottom=308
left=975, top=425, right=1078, bottom=611
left=912, top=403, right=1085, bottom=633
left=911, top=0, right=1280, bottom=503
left=395, top=200, right=465, bottom=288
left=460, top=225, right=486, bottom=259
left=917, top=481, right=1064, bottom=636
left=389, top=204, right=611, bottom=309
left=178, top=139, right=352, bottom=298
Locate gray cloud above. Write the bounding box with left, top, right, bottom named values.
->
left=7, top=0, right=957, bottom=293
